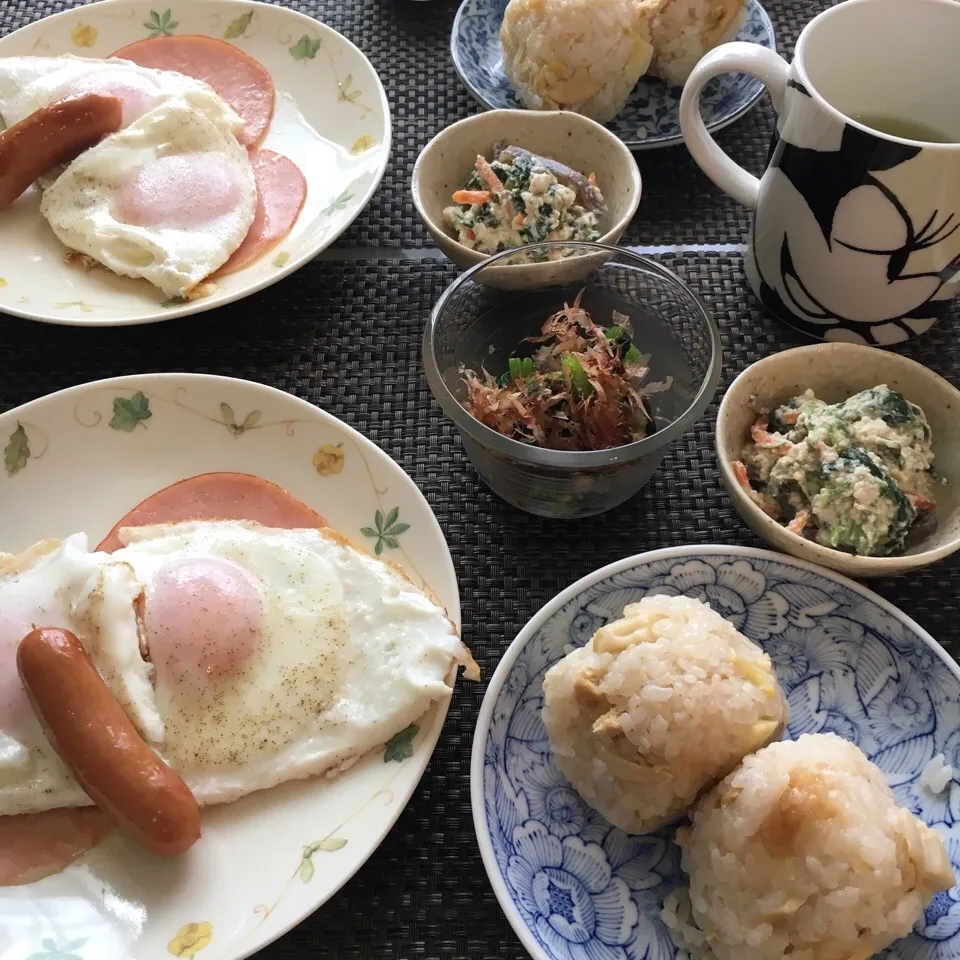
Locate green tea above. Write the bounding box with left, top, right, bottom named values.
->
left=852, top=112, right=958, bottom=144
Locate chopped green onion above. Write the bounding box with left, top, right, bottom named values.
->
left=625, top=345, right=642, bottom=363
left=561, top=353, right=592, bottom=397
left=508, top=356, right=535, bottom=381
left=605, top=325, right=622, bottom=340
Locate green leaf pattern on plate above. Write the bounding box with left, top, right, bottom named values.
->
left=298, top=837, right=348, bottom=883
left=144, top=8, right=177, bottom=37
left=109, top=392, right=152, bottom=432
left=361, top=507, right=410, bottom=556
left=383, top=724, right=419, bottom=763
left=4, top=423, right=29, bottom=477
left=26, top=937, right=88, bottom=960
left=338, top=73, right=362, bottom=104
left=220, top=402, right=262, bottom=437
left=54, top=301, right=93, bottom=313
left=289, top=35, right=321, bottom=61
left=323, top=190, right=354, bottom=216
left=223, top=10, right=253, bottom=39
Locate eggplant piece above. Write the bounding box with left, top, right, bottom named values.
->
left=493, top=142, right=606, bottom=213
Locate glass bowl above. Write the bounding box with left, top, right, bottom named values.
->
left=423, top=242, right=723, bottom=519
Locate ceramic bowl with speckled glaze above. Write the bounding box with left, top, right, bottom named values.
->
left=716, top=343, right=960, bottom=578
left=411, top=110, right=641, bottom=290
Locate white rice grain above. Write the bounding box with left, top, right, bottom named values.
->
left=921, top=753, right=955, bottom=794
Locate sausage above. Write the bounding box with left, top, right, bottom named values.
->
left=0, top=94, right=123, bottom=208
left=16, top=627, right=201, bottom=857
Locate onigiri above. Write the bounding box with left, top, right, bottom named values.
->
left=541, top=594, right=789, bottom=835
left=669, top=733, right=955, bottom=960
left=500, top=0, right=659, bottom=124
left=647, top=0, right=748, bottom=87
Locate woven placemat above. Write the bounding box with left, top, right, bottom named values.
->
left=1, top=253, right=958, bottom=956
left=0, top=0, right=833, bottom=248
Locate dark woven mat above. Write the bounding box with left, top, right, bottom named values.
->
left=1, top=253, right=959, bottom=957
left=0, top=0, right=835, bottom=248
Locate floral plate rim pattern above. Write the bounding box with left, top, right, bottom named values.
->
left=470, top=544, right=960, bottom=960
left=450, top=0, right=776, bottom=150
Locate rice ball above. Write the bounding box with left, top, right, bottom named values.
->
left=675, top=733, right=955, bottom=960
left=500, top=0, right=659, bottom=124
left=541, top=594, right=789, bottom=834
left=647, top=0, right=748, bottom=87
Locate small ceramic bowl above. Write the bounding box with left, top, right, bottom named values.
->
left=716, top=342, right=960, bottom=578
left=411, top=110, right=641, bottom=291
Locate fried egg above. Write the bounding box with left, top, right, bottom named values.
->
left=39, top=99, right=257, bottom=298
left=105, top=521, right=473, bottom=805
left=0, top=521, right=474, bottom=816
left=0, top=55, right=244, bottom=140
left=0, top=535, right=142, bottom=814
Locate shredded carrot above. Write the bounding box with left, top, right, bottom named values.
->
left=732, top=460, right=780, bottom=518
left=732, top=460, right=751, bottom=490
left=909, top=493, right=937, bottom=511
left=474, top=155, right=504, bottom=192
left=513, top=213, right=526, bottom=228
left=463, top=228, right=476, bottom=243
left=452, top=189, right=492, bottom=205
left=751, top=418, right=792, bottom=452
left=786, top=509, right=810, bottom=535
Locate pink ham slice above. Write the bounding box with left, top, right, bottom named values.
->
left=0, top=808, right=112, bottom=886
left=111, top=35, right=276, bottom=147
left=213, top=149, right=307, bottom=278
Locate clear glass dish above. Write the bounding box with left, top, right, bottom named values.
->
left=423, top=242, right=723, bottom=519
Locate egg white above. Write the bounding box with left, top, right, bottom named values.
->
left=0, top=55, right=244, bottom=141
left=0, top=535, right=142, bottom=815
left=39, top=99, right=257, bottom=298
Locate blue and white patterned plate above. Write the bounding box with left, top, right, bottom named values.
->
left=471, top=546, right=960, bottom=960
left=451, top=0, right=775, bottom=150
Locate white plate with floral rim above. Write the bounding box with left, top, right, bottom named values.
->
left=0, top=374, right=461, bottom=960
left=0, top=0, right=390, bottom=327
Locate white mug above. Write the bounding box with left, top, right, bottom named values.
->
left=679, top=0, right=960, bottom=346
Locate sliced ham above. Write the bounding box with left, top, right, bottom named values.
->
left=97, top=472, right=327, bottom=552
left=111, top=35, right=275, bottom=147
left=213, top=149, right=307, bottom=277
left=0, top=808, right=112, bottom=886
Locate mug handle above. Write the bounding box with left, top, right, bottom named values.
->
left=679, top=43, right=790, bottom=209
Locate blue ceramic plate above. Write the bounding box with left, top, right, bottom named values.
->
left=471, top=546, right=960, bottom=960
left=451, top=0, right=775, bottom=150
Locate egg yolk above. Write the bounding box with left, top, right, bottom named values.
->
left=144, top=557, right=263, bottom=686
left=115, top=153, right=246, bottom=230
left=0, top=615, right=37, bottom=739
left=63, top=70, right=163, bottom=128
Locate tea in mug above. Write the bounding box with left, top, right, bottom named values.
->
left=851, top=112, right=958, bottom=144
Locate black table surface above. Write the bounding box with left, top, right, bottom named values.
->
left=1, top=1, right=958, bottom=958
